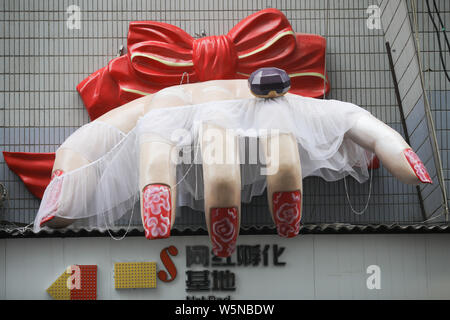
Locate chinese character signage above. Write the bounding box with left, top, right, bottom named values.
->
left=185, top=244, right=286, bottom=300
left=45, top=242, right=288, bottom=300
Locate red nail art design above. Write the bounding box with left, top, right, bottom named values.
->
left=210, top=207, right=238, bottom=257
left=142, top=184, right=171, bottom=239
left=273, top=190, right=301, bottom=238
left=404, top=148, right=432, bottom=184
left=40, top=169, right=64, bottom=226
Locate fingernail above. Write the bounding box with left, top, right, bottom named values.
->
left=51, top=169, right=64, bottom=180
left=40, top=169, right=65, bottom=226
left=142, top=184, right=172, bottom=239
left=272, top=190, right=302, bottom=238
left=403, top=148, right=433, bottom=184
left=210, top=207, right=238, bottom=257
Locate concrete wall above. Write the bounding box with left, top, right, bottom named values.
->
left=1, top=234, right=450, bottom=299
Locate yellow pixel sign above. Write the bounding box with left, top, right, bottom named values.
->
left=46, top=269, right=71, bottom=300
left=114, top=262, right=157, bottom=289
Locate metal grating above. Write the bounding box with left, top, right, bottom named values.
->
left=0, top=0, right=443, bottom=233
left=406, top=0, right=450, bottom=218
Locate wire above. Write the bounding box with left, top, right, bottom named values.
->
left=180, top=71, right=190, bottom=85
left=425, top=0, right=450, bottom=82
left=321, top=0, right=373, bottom=216
left=343, top=162, right=374, bottom=215
left=102, top=191, right=137, bottom=241
left=0, top=183, right=35, bottom=234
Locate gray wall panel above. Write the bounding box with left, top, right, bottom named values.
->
left=0, top=239, right=5, bottom=300
left=1, top=234, right=450, bottom=299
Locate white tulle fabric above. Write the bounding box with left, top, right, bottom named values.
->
left=34, top=95, right=373, bottom=232
left=57, top=121, right=126, bottom=162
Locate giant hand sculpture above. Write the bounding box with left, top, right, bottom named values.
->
left=2, top=8, right=432, bottom=259
left=35, top=77, right=431, bottom=257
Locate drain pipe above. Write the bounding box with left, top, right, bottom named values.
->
left=385, top=41, right=428, bottom=221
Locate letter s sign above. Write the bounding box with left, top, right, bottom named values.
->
left=158, top=245, right=178, bottom=282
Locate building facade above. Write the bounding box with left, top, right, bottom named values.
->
left=1, top=0, right=449, bottom=299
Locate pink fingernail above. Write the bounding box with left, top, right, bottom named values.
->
left=272, top=190, right=302, bottom=238
left=210, top=207, right=238, bottom=257
left=142, top=184, right=172, bottom=239
left=403, top=148, right=432, bottom=184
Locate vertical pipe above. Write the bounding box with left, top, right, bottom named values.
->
left=385, top=41, right=427, bottom=221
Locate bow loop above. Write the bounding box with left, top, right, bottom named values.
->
left=130, top=41, right=194, bottom=77
left=127, top=21, right=196, bottom=83
left=127, top=21, right=193, bottom=50
left=228, top=8, right=296, bottom=59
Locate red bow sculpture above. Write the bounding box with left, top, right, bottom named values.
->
left=78, top=8, right=330, bottom=120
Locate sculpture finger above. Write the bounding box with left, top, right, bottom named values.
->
left=201, top=123, right=241, bottom=257
left=39, top=148, right=90, bottom=229
left=346, top=113, right=432, bottom=185
left=40, top=96, right=150, bottom=229
left=260, top=132, right=303, bottom=238
left=139, top=134, right=177, bottom=240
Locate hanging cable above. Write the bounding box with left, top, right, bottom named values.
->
left=425, top=0, right=450, bottom=82
left=431, top=0, right=450, bottom=49
left=180, top=71, right=190, bottom=85
left=0, top=187, right=34, bottom=235
left=102, top=191, right=137, bottom=241
left=344, top=165, right=374, bottom=215
left=326, top=0, right=373, bottom=215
